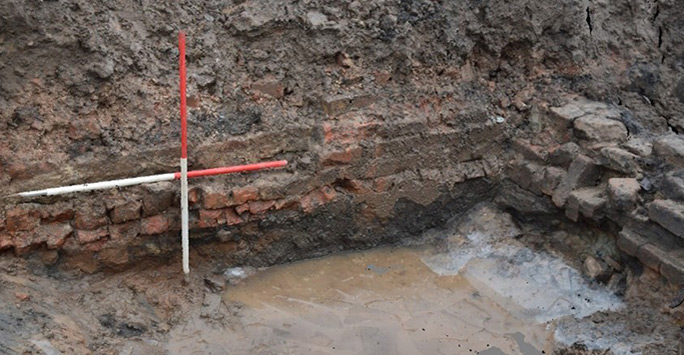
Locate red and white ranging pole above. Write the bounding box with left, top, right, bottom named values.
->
left=179, top=31, right=190, bottom=274
left=12, top=32, right=288, bottom=274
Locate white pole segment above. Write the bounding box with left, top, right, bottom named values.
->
left=180, top=158, right=190, bottom=274
left=16, top=173, right=176, bottom=198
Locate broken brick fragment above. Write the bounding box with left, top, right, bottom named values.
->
left=74, top=203, right=109, bottom=230
left=77, top=228, right=108, bottom=245
left=203, top=190, right=230, bottom=209
left=0, top=232, right=13, bottom=250
left=198, top=209, right=226, bottom=228
left=320, top=146, right=362, bottom=166
left=108, top=221, right=140, bottom=241
left=249, top=200, right=276, bottom=215
left=111, top=201, right=142, bottom=224
left=6, top=207, right=40, bottom=232
left=225, top=208, right=243, bottom=226
left=140, top=215, right=170, bottom=235
left=233, top=186, right=258, bottom=205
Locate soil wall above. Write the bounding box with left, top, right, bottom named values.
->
left=1, top=0, right=683, bottom=277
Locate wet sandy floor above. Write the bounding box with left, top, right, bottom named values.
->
left=168, top=246, right=551, bottom=354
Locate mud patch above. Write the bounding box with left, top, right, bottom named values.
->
left=168, top=246, right=553, bottom=354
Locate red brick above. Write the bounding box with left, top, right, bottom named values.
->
left=301, top=186, right=337, bottom=213
left=321, top=146, right=362, bottom=166
left=225, top=208, right=243, bottom=226
left=188, top=187, right=202, bottom=205
left=0, top=232, right=13, bottom=250
left=38, top=202, right=75, bottom=223
left=84, top=239, right=108, bottom=252
left=319, top=186, right=336, bottom=202
left=74, top=204, right=108, bottom=230
left=77, top=228, right=108, bottom=244
left=108, top=221, right=140, bottom=241
left=198, top=209, right=225, bottom=228
left=140, top=215, right=170, bottom=235
left=275, top=198, right=300, bottom=210
left=110, top=201, right=141, bottom=223
left=6, top=207, right=40, bottom=232
left=142, top=181, right=175, bottom=216
left=249, top=200, right=276, bottom=215
left=203, top=191, right=230, bottom=209
left=235, top=203, right=250, bottom=215
left=233, top=186, right=258, bottom=205
left=43, top=223, right=73, bottom=249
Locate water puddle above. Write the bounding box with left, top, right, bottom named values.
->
left=166, top=247, right=551, bottom=354
left=166, top=206, right=655, bottom=354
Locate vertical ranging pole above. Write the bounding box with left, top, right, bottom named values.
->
left=179, top=31, right=190, bottom=274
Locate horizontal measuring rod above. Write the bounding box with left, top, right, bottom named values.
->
left=14, top=160, right=287, bottom=198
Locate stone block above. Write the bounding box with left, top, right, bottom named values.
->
left=660, top=250, right=684, bottom=285
left=552, top=155, right=601, bottom=207
left=508, top=160, right=544, bottom=195
left=663, top=170, right=684, bottom=202
left=648, top=200, right=684, bottom=238
left=565, top=187, right=606, bottom=222
left=607, top=178, right=640, bottom=211
left=549, top=142, right=580, bottom=167
left=573, top=115, right=628, bottom=143
left=496, top=181, right=558, bottom=216
left=541, top=167, right=566, bottom=196
left=599, top=147, right=640, bottom=176
left=622, top=138, right=653, bottom=157
left=511, top=138, right=548, bottom=162
left=37, top=202, right=75, bottom=223
left=617, top=228, right=648, bottom=256
left=583, top=256, right=611, bottom=282
left=636, top=243, right=663, bottom=271
left=654, top=134, right=684, bottom=167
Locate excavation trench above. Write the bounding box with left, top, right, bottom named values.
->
left=2, top=0, right=684, bottom=354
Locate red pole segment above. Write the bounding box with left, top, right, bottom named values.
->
left=173, top=160, right=288, bottom=180
left=179, top=31, right=188, bottom=159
